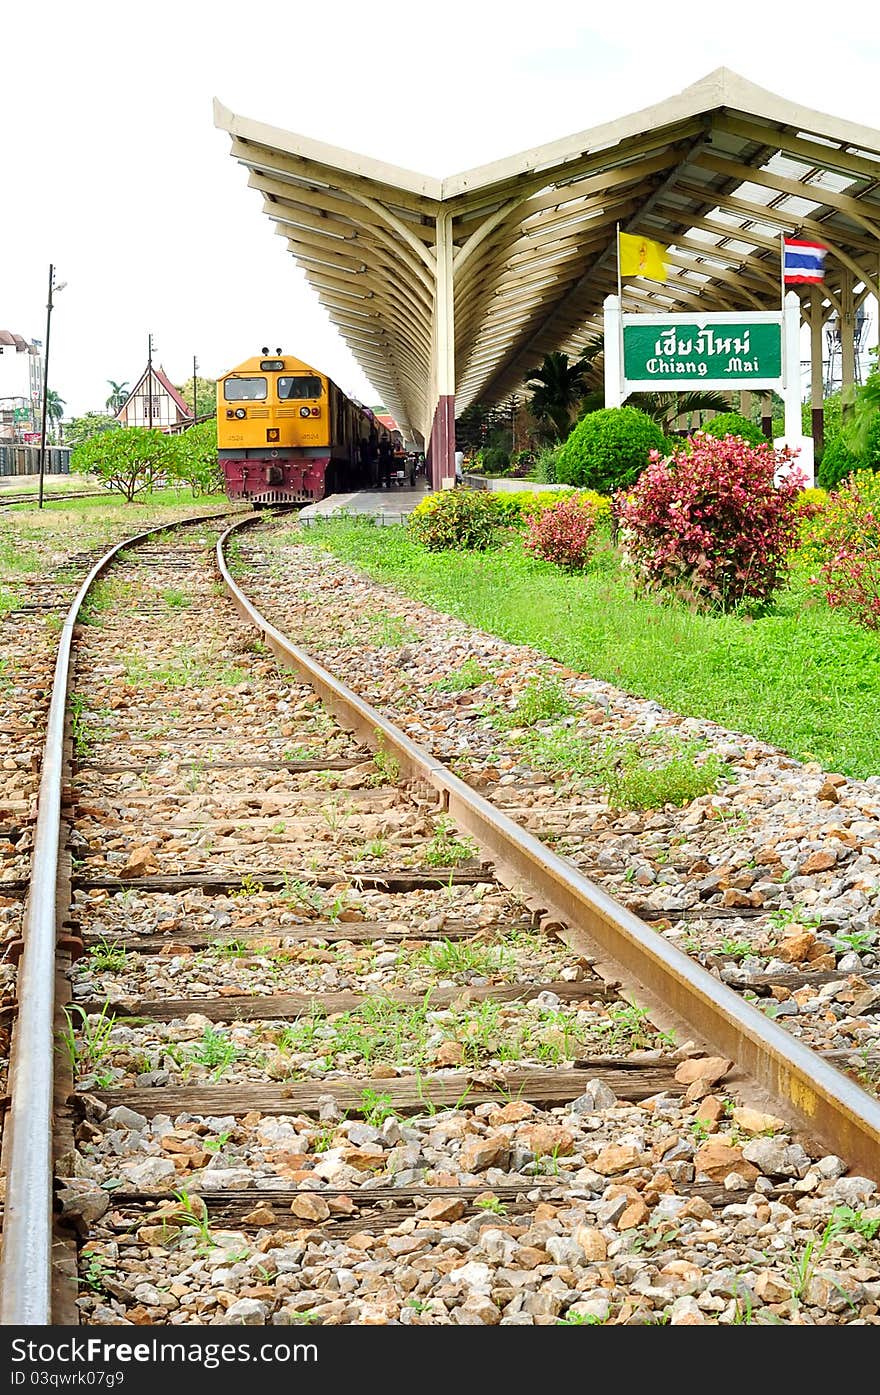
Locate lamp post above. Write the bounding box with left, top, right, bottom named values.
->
left=37, top=265, right=66, bottom=510
left=192, top=354, right=198, bottom=423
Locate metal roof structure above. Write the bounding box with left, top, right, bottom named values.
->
left=214, top=69, right=880, bottom=481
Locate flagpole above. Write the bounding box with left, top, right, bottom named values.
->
left=616, top=222, right=622, bottom=306
left=780, top=231, right=786, bottom=311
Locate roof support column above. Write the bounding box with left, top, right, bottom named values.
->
left=840, top=270, right=856, bottom=422
left=428, top=210, right=456, bottom=490
left=809, top=294, right=826, bottom=453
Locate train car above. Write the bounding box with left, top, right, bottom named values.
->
left=217, top=349, right=386, bottom=505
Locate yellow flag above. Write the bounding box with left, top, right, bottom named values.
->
left=619, top=231, right=667, bottom=282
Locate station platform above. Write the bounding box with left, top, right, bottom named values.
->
left=299, top=483, right=430, bottom=526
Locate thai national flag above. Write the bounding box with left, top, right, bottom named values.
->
left=783, top=238, right=827, bottom=284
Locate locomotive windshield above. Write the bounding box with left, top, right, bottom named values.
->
left=277, top=375, right=322, bottom=400
left=224, top=377, right=267, bottom=401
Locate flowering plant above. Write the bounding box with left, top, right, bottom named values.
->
left=617, top=433, right=803, bottom=609
left=524, top=492, right=600, bottom=571
left=811, top=470, right=880, bottom=628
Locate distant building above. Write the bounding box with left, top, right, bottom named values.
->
left=0, top=331, right=41, bottom=442
left=116, top=363, right=192, bottom=432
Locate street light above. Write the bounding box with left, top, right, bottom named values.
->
left=37, top=264, right=66, bottom=510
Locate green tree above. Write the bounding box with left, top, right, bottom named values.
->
left=105, top=380, right=130, bottom=413
left=71, top=426, right=176, bottom=502
left=64, top=412, right=120, bottom=450
left=526, top=351, right=592, bottom=440
left=170, top=421, right=222, bottom=496
left=175, top=376, right=217, bottom=420
left=45, top=389, right=65, bottom=443
left=628, top=390, right=733, bottom=436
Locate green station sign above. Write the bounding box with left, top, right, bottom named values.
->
left=622, top=318, right=782, bottom=386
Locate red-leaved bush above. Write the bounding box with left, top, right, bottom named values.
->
left=812, top=470, right=880, bottom=628
left=617, top=433, right=803, bottom=609
left=524, top=493, right=599, bottom=571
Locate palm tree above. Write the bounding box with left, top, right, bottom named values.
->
left=628, top=390, right=733, bottom=435
left=45, top=389, right=65, bottom=443
left=105, top=380, right=130, bottom=413
left=525, top=352, right=592, bottom=440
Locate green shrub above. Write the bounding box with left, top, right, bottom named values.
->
left=555, top=407, right=665, bottom=492
left=818, top=435, right=861, bottom=490
left=698, top=413, right=766, bottom=447
left=408, top=488, right=507, bottom=551
left=532, top=446, right=560, bottom=484
left=481, top=447, right=511, bottom=474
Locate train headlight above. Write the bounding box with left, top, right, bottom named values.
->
left=299, top=406, right=311, bottom=418
left=235, top=408, right=247, bottom=420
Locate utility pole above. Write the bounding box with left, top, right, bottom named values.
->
left=192, top=354, right=198, bottom=423
left=38, top=265, right=66, bottom=509
left=147, top=333, right=154, bottom=429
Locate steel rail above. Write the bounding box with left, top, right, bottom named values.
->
left=0, top=508, right=240, bottom=1325
left=218, top=513, right=880, bottom=1182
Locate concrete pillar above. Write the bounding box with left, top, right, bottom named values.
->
left=809, top=294, right=825, bottom=453
left=739, top=390, right=752, bottom=420
left=840, top=270, right=856, bottom=422
left=761, top=394, right=773, bottom=440
left=429, top=211, right=456, bottom=489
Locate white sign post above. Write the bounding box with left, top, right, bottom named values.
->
left=603, top=290, right=814, bottom=486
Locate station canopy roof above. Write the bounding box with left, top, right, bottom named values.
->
left=215, top=69, right=880, bottom=439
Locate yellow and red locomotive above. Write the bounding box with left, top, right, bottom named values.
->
left=217, top=349, right=386, bottom=504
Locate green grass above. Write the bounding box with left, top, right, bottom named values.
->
left=296, top=521, right=880, bottom=778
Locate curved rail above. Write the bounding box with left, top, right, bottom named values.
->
left=0, top=508, right=239, bottom=1325
left=218, top=514, right=880, bottom=1182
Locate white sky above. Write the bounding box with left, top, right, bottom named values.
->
left=2, top=0, right=879, bottom=418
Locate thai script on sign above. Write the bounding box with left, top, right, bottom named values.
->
left=653, top=327, right=751, bottom=358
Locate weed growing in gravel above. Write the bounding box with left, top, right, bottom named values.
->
left=61, top=1000, right=116, bottom=1074
left=360, top=1088, right=396, bottom=1126
left=592, top=999, right=673, bottom=1052
left=413, top=938, right=511, bottom=977
left=232, top=873, right=264, bottom=898
left=719, top=938, right=753, bottom=961
left=185, top=760, right=205, bottom=792
left=79, top=1252, right=114, bottom=1294
left=475, top=1195, right=507, bottom=1216
left=69, top=692, right=93, bottom=759
left=602, top=743, right=728, bottom=812
left=496, top=674, right=575, bottom=728
left=831, top=929, right=875, bottom=955
left=170, top=1190, right=216, bottom=1248
left=283, top=745, right=320, bottom=763
left=432, top=659, right=494, bottom=692
left=282, top=876, right=325, bottom=915
left=371, top=738, right=401, bottom=785
left=366, top=613, right=419, bottom=648
left=556, top=1312, right=605, bottom=1325
left=163, top=589, right=191, bottom=608
left=187, top=1026, right=240, bottom=1078
left=207, top=938, right=252, bottom=960
left=204, top=1130, right=233, bottom=1153
left=362, top=838, right=389, bottom=860
left=88, top=938, right=127, bottom=972
left=769, top=905, right=822, bottom=933
left=424, top=816, right=477, bottom=867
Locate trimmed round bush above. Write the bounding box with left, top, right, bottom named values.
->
left=408, top=488, right=507, bottom=551
left=618, top=434, right=803, bottom=609
left=555, top=407, right=666, bottom=492
left=699, top=413, right=766, bottom=447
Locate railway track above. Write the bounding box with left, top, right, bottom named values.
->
left=2, top=511, right=880, bottom=1328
